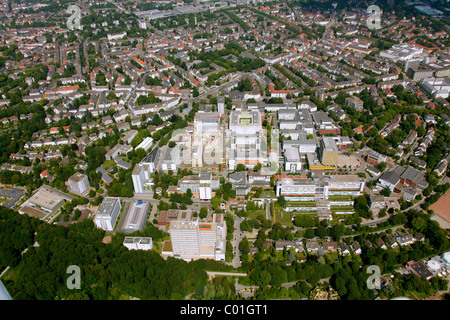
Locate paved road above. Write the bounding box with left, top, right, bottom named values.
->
left=231, top=215, right=244, bottom=269
left=206, top=271, right=247, bottom=280
left=266, top=199, right=272, bottom=221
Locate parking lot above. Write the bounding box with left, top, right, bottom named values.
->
left=0, top=186, right=25, bottom=209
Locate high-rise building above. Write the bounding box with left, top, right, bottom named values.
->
left=68, top=172, right=90, bottom=195
left=319, top=137, right=338, bottom=166
left=132, top=147, right=159, bottom=195
left=227, top=110, right=268, bottom=170
left=168, top=214, right=226, bottom=261
left=94, top=197, right=121, bottom=231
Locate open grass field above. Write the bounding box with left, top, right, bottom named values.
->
left=102, top=160, right=116, bottom=170
left=246, top=210, right=266, bottom=220
left=274, top=211, right=293, bottom=226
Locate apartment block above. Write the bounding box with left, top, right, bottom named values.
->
left=94, top=197, right=121, bottom=231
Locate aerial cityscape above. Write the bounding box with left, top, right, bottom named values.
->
left=0, top=0, right=449, bottom=305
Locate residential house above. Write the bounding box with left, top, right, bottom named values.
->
left=386, top=235, right=398, bottom=248
left=338, top=242, right=351, bottom=255
left=351, top=241, right=362, bottom=255
left=396, top=233, right=415, bottom=246
left=322, top=241, right=338, bottom=252
left=376, top=238, right=387, bottom=250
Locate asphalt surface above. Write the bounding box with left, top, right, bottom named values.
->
left=0, top=186, right=25, bottom=209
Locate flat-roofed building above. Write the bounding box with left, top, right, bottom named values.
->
left=132, top=147, right=159, bottom=195
left=276, top=175, right=364, bottom=199
left=420, top=77, right=450, bottom=98
left=25, top=188, right=65, bottom=214
left=68, top=172, right=90, bottom=195
left=229, top=110, right=263, bottom=135
left=345, top=96, right=364, bottom=111
left=379, top=170, right=401, bottom=191
left=406, top=260, right=433, bottom=280
left=122, top=129, right=138, bottom=144
left=312, top=111, right=338, bottom=131
left=276, top=177, right=318, bottom=198
left=325, top=175, right=365, bottom=196
left=194, top=112, right=220, bottom=135
left=167, top=213, right=226, bottom=262
left=284, top=147, right=302, bottom=172
left=161, top=146, right=182, bottom=172
left=94, top=197, right=121, bottom=231
left=319, top=137, right=338, bottom=166
left=123, top=237, right=153, bottom=250
left=158, top=209, right=193, bottom=225
left=177, top=172, right=220, bottom=200
left=121, top=201, right=149, bottom=233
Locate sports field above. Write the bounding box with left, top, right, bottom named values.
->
left=430, top=190, right=450, bottom=224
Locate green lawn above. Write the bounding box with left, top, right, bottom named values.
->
left=286, top=201, right=316, bottom=207
left=274, top=211, right=293, bottom=226
left=328, top=195, right=353, bottom=201
left=330, top=206, right=354, bottom=212
left=260, top=189, right=276, bottom=198
left=102, top=160, right=116, bottom=170
left=247, top=210, right=266, bottom=220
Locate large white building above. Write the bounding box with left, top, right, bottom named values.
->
left=284, top=147, right=302, bottom=172
left=177, top=172, right=220, bottom=201
left=420, top=78, right=450, bottom=98
left=132, top=147, right=159, bottom=195
left=191, top=112, right=223, bottom=168
left=379, top=43, right=424, bottom=63
left=226, top=110, right=268, bottom=170
left=168, top=214, right=226, bottom=261
left=67, top=172, right=90, bottom=195
left=276, top=175, right=365, bottom=198
left=94, top=197, right=121, bottom=231
left=121, top=201, right=149, bottom=233
left=123, top=237, right=153, bottom=250
left=135, top=137, right=154, bottom=151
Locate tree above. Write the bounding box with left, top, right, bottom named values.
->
left=330, top=223, right=345, bottom=241
left=268, top=265, right=287, bottom=288
left=316, top=225, right=328, bottom=238
left=304, top=228, right=315, bottom=239
left=411, top=216, right=427, bottom=233
left=258, top=270, right=271, bottom=286
left=381, top=187, right=392, bottom=197
left=276, top=196, right=286, bottom=208
left=239, top=237, right=250, bottom=256
left=293, top=215, right=315, bottom=228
